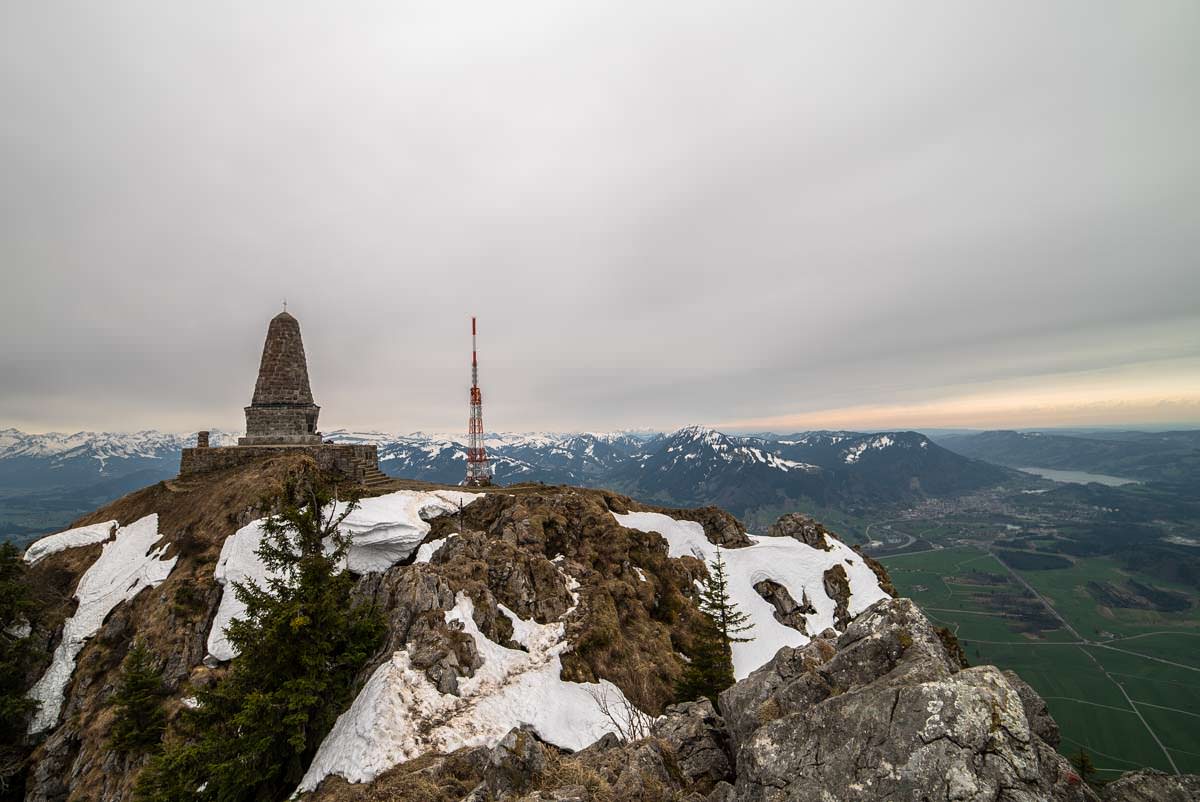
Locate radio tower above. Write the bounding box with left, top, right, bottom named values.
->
left=465, top=316, right=491, bottom=486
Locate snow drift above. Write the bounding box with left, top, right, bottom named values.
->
left=27, top=514, right=176, bottom=733
left=22, top=520, right=118, bottom=565
left=612, top=510, right=889, bottom=678
left=298, top=591, right=637, bottom=793
left=206, top=490, right=478, bottom=662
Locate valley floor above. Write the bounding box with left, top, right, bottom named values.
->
left=881, top=544, right=1200, bottom=778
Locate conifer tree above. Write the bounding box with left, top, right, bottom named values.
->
left=109, top=639, right=168, bottom=753
left=676, top=547, right=754, bottom=705
left=1, top=542, right=41, bottom=797
left=698, top=548, right=754, bottom=649
left=135, top=471, right=384, bottom=802
left=1071, top=748, right=1098, bottom=786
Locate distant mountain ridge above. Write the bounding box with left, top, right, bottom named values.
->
left=933, top=428, right=1200, bottom=487
left=326, top=425, right=1011, bottom=524
left=0, top=424, right=1012, bottom=543
left=0, top=428, right=239, bottom=469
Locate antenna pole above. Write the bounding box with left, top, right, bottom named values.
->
left=465, top=316, right=491, bottom=487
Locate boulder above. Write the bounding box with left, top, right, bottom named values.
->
left=481, top=726, right=548, bottom=799
left=613, top=739, right=680, bottom=798
left=1101, top=769, right=1200, bottom=801
left=652, top=699, right=734, bottom=788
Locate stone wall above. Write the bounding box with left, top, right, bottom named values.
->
left=241, top=405, right=322, bottom=445
left=179, top=444, right=379, bottom=481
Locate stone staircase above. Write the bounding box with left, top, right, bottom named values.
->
left=351, top=456, right=392, bottom=489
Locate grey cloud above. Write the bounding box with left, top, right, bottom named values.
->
left=1, top=1, right=1197, bottom=433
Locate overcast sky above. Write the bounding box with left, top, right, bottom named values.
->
left=2, top=2, right=1198, bottom=435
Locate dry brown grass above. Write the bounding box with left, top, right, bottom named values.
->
left=419, top=487, right=714, bottom=714
left=23, top=453, right=336, bottom=802
left=307, top=750, right=481, bottom=802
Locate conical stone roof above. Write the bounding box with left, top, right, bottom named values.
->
left=250, top=311, right=315, bottom=406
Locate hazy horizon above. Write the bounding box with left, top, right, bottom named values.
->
left=4, top=420, right=1199, bottom=439
left=3, top=3, right=1198, bottom=434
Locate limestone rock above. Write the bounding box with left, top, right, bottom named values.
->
left=706, top=781, right=736, bottom=802
left=354, top=564, right=480, bottom=693
left=613, top=738, right=680, bottom=798
left=652, top=699, right=735, bottom=789
left=1004, top=668, right=1061, bottom=747
left=482, top=726, right=547, bottom=799
left=719, top=598, right=1097, bottom=802
left=718, top=632, right=840, bottom=752
left=1102, top=769, right=1200, bottom=801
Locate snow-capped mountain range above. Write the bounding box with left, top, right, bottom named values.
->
left=0, top=428, right=239, bottom=466
left=0, top=425, right=1011, bottom=542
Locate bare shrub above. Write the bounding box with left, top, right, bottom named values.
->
left=586, top=683, right=656, bottom=742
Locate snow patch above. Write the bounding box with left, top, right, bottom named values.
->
left=413, top=533, right=457, bottom=564
left=336, top=491, right=479, bottom=573
left=297, top=592, right=636, bottom=792
left=206, top=520, right=274, bottom=663
left=27, top=515, right=176, bottom=732
left=612, top=511, right=889, bottom=679
left=22, top=521, right=118, bottom=565
left=205, top=490, right=480, bottom=662
left=843, top=435, right=896, bottom=464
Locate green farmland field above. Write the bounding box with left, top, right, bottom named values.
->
left=882, top=545, right=1200, bottom=777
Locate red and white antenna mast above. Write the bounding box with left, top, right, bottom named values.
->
left=465, top=316, right=491, bottom=486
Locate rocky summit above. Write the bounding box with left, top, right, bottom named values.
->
left=11, top=454, right=1196, bottom=801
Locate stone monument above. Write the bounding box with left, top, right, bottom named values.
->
left=240, top=311, right=322, bottom=445
left=179, top=309, right=387, bottom=486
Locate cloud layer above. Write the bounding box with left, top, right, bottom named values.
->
left=2, top=2, right=1198, bottom=433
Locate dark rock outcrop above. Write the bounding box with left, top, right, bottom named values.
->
left=766, top=513, right=832, bottom=550
left=355, top=564, right=481, bottom=694
left=751, top=579, right=815, bottom=635
left=434, top=531, right=573, bottom=624
left=851, top=544, right=898, bottom=597
left=821, top=564, right=852, bottom=629
left=651, top=505, right=751, bottom=549
left=719, top=598, right=1099, bottom=802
